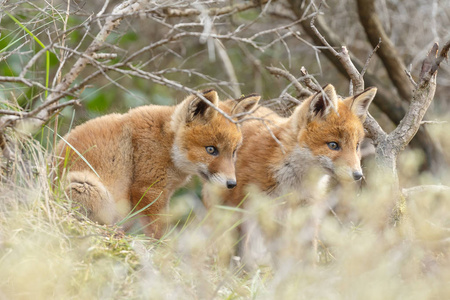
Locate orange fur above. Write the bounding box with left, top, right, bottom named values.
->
left=56, top=90, right=260, bottom=238
left=204, top=84, right=377, bottom=207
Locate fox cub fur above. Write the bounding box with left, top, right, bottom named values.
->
left=56, top=89, right=260, bottom=237
left=203, top=84, right=377, bottom=206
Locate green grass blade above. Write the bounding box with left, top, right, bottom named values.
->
left=5, top=11, right=51, bottom=98
left=117, top=183, right=161, bottom=226
left=47, top=126, right=100, bottom=178
left=215, top=205, right=247, bottom=213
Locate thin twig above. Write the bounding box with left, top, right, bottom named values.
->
left=262, top=120, right=286, bottom=155
left=300, top=66, right=321, bottom=92
left=405, top=64, right=418, bottom=89
left=310, top=9, right=363, bottom=94
left=161, top=0, right=274, bottom=18
left=361, top=37, right=381, bottom=77
left=266, top=66, right=312, bottom=97
left=420, top=120, right=448, bottom=125
left=403, top=185, right=450, bottom=198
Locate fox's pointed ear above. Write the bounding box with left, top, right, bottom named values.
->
left=186, top=89, right=219, bottom=123
left=290, top=84, right=338, bottom=132
left=307, top=84, right=338, bottom=122
left=344, top=87, right=377, bottom=122
left=231, top=94, right=261, bottom=120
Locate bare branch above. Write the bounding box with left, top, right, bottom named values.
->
left=91, top=53, right=118, bottom=60
left=363, top=113, right=387, bottom=146
left=405, top=65, right=418, bottom=89
left=403, top=185, right=450, bottom=198
left=420, top=120, right=448, bottom=125
left=0, top=0, right=146, bottom=133
left=288, top=0, right=446, bottom=171
left=0, top=109, right=25, bottom=117
left=419, top=41, right=450, bottom=85
left=0, top=76, right=33, bottom=87
left=357, top=0, right=414, bottom=101
left=262, top=120, right=286, bottom=155
left=161, top=0, right=274, bottom=18
left=361, top=37, right=381, bottom=77
left=214, top=39, right=241, bottom=98
left=49, top=100, right=80, bottom=112
left=124, top=64, right=236, bottom=124
left=266, top=66, right=312, bottom=98
left=288, top=0, right=406, bottom=119
left=390, top=42, right=450, bottom=151
left=300, top=66, right=321, bottom=92
left=310, top=12, right=364, bottom=94
left=309, top=9, right=338, bottom=56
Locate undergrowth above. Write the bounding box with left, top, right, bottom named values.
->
left=1, top=124, right=450, bottom=299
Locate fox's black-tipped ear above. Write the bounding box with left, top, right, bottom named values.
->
left=231, top=93, right=261, bottom=120
left=344, top=87, right=377, bottom=122
left=308, top=84, right=338, bottom=122
left=186, top=89, right=219, bottom=123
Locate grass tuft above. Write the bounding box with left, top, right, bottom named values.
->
left=1, top=127, right=450, bottom=299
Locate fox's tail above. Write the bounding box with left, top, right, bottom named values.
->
left=66, top=171, right=118, bottom=225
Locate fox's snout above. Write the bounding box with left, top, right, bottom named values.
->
left=353, top=170, right=363, bottom=181
left=333, top=163, right=364, bottom=183
left=204, top=172, right=237, bottom=189
left=226, top=179, right=237, bottom=189
left=204, top=156, right=238, bottom=189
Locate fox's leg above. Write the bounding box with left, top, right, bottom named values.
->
left=130, top=186, right=169, bottom=239
left=66, top=171, right=120, bottom=225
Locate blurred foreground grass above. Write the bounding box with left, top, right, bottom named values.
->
left=1, top=121, right=450, bottom=299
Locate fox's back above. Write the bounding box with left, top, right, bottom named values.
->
left=57, top=114, right=130, bottom=171
left=216, top=109, right=291, bottom=206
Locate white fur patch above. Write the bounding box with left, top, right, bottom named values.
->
left=272, top=146, right=336, bottom=198
left=273, top=146, right=316, bottom=195
left=171, top=144, right=202, bottom=175
left=209, top=172, right=228, bottom=187
left=316, top=174, right=331, bottom=197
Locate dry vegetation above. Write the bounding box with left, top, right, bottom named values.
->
left=1, top=0, right=450, bottom=299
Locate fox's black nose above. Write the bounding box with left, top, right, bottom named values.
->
left=226, top=180, right=237, bottom=189
left=353, top=171, right=363, bottom=181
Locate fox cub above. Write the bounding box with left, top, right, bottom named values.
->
left=56, top=89, right=260, bottom=237
left=204, top=84, right=377, bottom=206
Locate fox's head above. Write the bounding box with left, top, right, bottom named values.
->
left=171, top=89, right=260, bottom=189
left=291, top=84, right=377, bottom=182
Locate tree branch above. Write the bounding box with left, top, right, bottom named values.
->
left=300, top=66, right=321, bottom=92
left=403, top=185, right=450, bottom=198
left=390, top=42, right=450, bottom=152
left=287, top=0, right=446, bottom=172
left=266, top=66, right=312, bottom=98
left=356, top=0, right=414, bottom=101
left=0, top=0, right=145, bottom=132
left=161, top=0, right=274, bottom=18
left=288, top=0, right=406, bottom=117
left=361, top=37, right=381, bottom=77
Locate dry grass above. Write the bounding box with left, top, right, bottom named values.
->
left=1, top=123, right=450, bottom=299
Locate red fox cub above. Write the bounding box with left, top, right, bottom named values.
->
left=204, top=84, right=377, bottom=206
left=56, top=89, right=260, bottom=237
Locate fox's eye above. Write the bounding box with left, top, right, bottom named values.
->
left=233, top=149, right=237, bottom=157
left=205, top=146, right=219, bottom=156
left=327, top=142, right=340, bottom=151
left=356, top=142, right=360, bottom=150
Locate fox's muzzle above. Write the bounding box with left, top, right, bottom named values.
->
left=352, top=171, right=363, bottom=181
left=226, top=179, right=237, bottom=189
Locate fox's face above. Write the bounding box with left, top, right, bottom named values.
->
left=172, top=90, right=260, bottom=189
left=294, top=85, right=377, bottom=182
